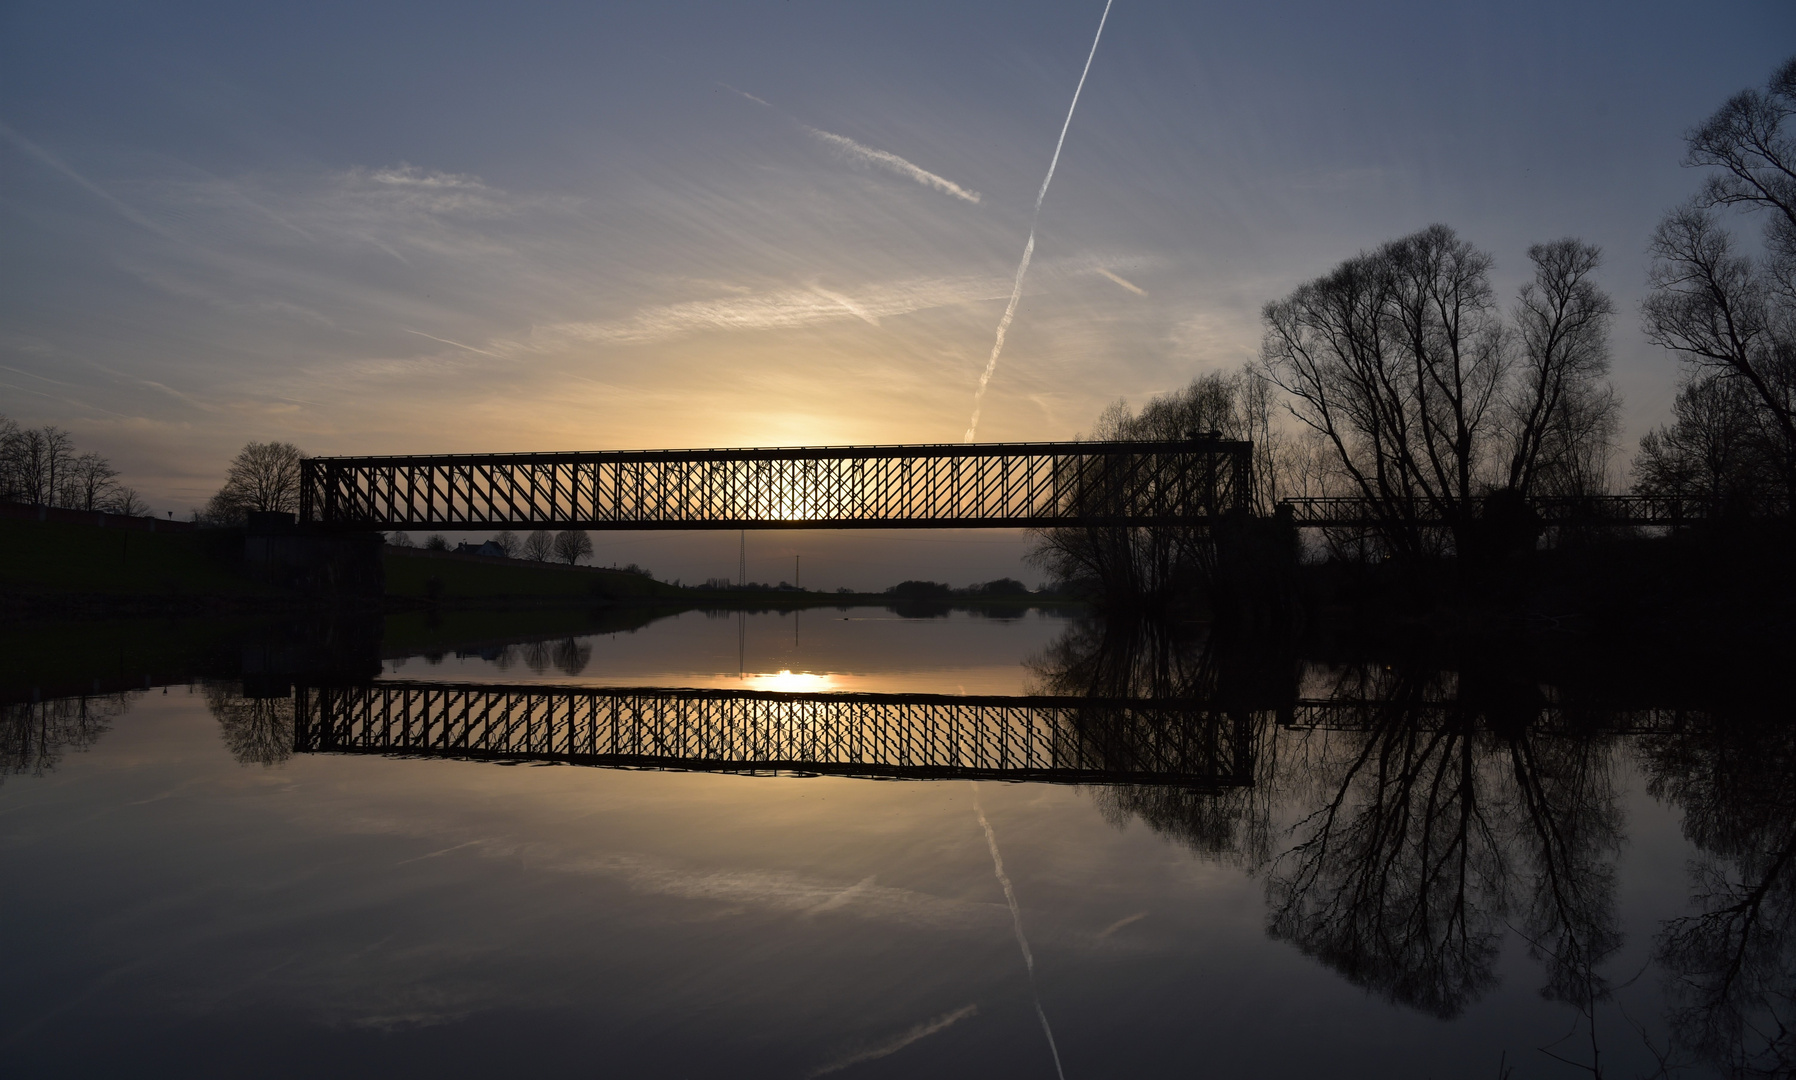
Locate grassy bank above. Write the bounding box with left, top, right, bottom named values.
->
left=3, top=516, right=1077, bottom=622
left=383, top=546, right=686, bottom=604
left=0, top=518, right=279, bottom=607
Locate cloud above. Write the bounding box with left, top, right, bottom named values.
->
left=802, top=127, right=981, bottom=204
left=522, top=275, right=1000, bottom=347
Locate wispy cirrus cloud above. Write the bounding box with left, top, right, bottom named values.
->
left=521, top=274, right=1001, bottom=348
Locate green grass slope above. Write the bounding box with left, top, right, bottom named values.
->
left=0, top=518, right=275, bottom=599
left=383, top=547, right=686, bottom=603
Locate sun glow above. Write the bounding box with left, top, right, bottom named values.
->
left=741, top=669, right=838, bottom=693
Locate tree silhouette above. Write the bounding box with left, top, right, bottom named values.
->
left=205, top=441, right=305, bottom=525
left=522, top=530, right=554, bottom=562
left=552, top=529, right=593, bottom=565
left=1260, top=226, right=1623, bottom=562
left=1642, top=56, right=1796, bottom=512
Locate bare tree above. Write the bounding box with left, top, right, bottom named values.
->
left=522, top=530, right=554, bottom=561
left=1502, top=240, right=1620, bottom=497
left=1, top=424, right=75, bottom=506
left=1383, top=225, right=1508, bottom=512
left=206, top=441, right=305, bottom=524
left=424, top=533, right=448, bottom=551
left=38, top=427, right=74, bottom=508
left=107, top=486, right=148, bottom=517
left=1634, top=374, right=1783, bottom=512
left=492, top=530, right=520, bottom=558
left=1027, top=368, right=1284, bottom=605
left=1641, top=56, right=1796, bottom=509
left=1260, top=225, right=1610, bottom=558
left=552, top=529, right=593, bottom=566
left=388, top=530, right=415, bottom=548
left=62, top=451, right=120, bottom=511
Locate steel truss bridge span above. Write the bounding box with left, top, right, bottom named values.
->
left=295, top=682, right=1256, bottom=787
left=299, top=439, right=1253, bottom=531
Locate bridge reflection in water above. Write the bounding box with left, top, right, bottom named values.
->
left=294, top=683, right=1255, bottom=787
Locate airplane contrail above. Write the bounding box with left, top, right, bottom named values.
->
left=721, top=83, right=980, bottom=203
left=0, top=118, right=184, bottom=244
left=964, top=0, right=1114, bottom=443
left=973, top=784, right=1066, bottom=1080
left=1096, top=267, right=1146, bottom=296
left=803, top=126, right=982, bottom=204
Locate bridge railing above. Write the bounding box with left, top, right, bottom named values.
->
left=298, top=439, right=1253, bottom=531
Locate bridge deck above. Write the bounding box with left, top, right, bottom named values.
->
left=299, top=439, right=1252, bottom=530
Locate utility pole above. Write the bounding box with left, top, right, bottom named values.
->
left=795, top=554, right=800, bottom=590
left=739, top=530, right=745, bottom=587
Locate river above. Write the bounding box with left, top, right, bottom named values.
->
left=2, top=605, right=1789, bottom=1078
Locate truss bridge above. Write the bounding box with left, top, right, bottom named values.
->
left=294, top=682, right=1256, bottom=787
left=299, top=439, right=1252, bottom=531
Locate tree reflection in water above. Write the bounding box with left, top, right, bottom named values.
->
left=204, top=681, right=295, bottom=767
left=1029, top=617, right=1280, bottom=865
left=1032, top=619, right=1644, bottom=1064
left=0, top=692, right=133, bottom=784
left=499, top=637, right=593, bottom=677
left=1265, top=665, right=1623, bottom=1034
left=1640, top=713, right=1796, bottom=1077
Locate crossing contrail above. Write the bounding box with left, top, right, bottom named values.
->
left=964, top=0, right=1114, bottom=443
left=973, top=784, right=1066, bottom=1080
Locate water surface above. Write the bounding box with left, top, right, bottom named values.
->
left=2, top=607, right=1789, bottom=1078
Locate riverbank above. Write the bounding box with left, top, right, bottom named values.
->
left=0, top=516, right=1075, bottom=619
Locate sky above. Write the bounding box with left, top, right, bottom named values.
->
left=2, top=0, right=1792, bottom=588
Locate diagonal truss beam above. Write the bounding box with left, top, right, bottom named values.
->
left=295, top=682, right=1256, bottom=787
left=299, top=439, right=1255, bottom=531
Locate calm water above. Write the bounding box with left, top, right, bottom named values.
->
left=3, top=607, right=1791, bottom=1078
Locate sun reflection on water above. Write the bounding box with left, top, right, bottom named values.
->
left=740, top=670, right=837, bottom=693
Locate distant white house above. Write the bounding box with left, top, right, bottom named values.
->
left=454, top=540, right=508, bottom=558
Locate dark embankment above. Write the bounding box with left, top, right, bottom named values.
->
left=1290, top=524, right=1796, bottom=633
left=0, top=604, right=689, bottom=704
left=383, top=545, right=686, bottom=605
left=0, top=517, right=288, bottom=617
